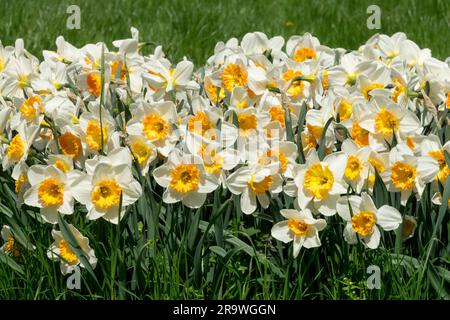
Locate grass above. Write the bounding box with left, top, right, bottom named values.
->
left=0, top=0, right=449, bottom=300
left=0, top=0, right=449, bottom=65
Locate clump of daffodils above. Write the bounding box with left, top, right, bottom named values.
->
left=1, top=29, right=449, bottom=269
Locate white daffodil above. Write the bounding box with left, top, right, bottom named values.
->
left=290, top=149, right=348, bottom=216
left=71, top=161, right=142, bottom=224
left=79, top=102, right=116, bottom=154
left=47, top=224, right=97, bottom=275
left=226, top=163, right=283, bottom=215
left=271, top=208, right=326, bottom=258
left=358, top=96, right=421, bottom=152
left=2, top=122, right=39, bottom=177
left=337, top=193, right=402, bottom=249
left=1, top=225, right=20, bottom=257
left=128, top=135, right=157, bottom=176
left=126, top=100, right=178, bottom=157
left=418, top=134, right=450, bottom=184
left=47, top=154, right=74, bottom=173
left=23, top=165, right=75, bottom=224
left=341, top=139, right=371, bottom=193
left=185, top=133, right=240, bottom=184
left=143, top=59, right=195, bottom=97
left=381, top=143, right=438, bottom=204
left=153, top=149, right=220, bottom=208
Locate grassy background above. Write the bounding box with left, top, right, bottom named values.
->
left=0, top=0, right=449, bottom=65
left=0, top=0, right=449, bottom=300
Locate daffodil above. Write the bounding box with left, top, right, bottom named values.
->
left=337, top=193, right=402, bottom=249
left=47, top=224, right=97, bottom=275
left=271, top=208, right=326, bottom=258
left=153, top=149, right=220, bottom=208
left=71, top=160, right=142, bottom=224
left=1, top=225, right=21, bottom=257
left=2, top=122, right=39, bottom=177
left=23, top=165, right=75, bottom=224
left=226, top=163, right=283, bottom=214
left=358, top=96, right=421, bottom=152
left=289, top=149, right=348, bottom=216
left=126, top=100, right=178, bottom=157
left=381, top=143, right=438, bottom=204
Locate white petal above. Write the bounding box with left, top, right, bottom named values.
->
left=376, top=205, right=402, bottom=231
left=363, top=226, right=381, bottom=249
left=271, top=221, right=293, bottom=243
left=241, top=188, right=257, bottom=215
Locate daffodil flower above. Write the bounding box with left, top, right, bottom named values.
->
left=153, top=149, right=220, bottom=208
left=337, top=193, right=402, bottom=249
left=226, top=163, right=283, bottom=215
left=271, top=209, right=326, bottom=258
left=23, top=165, right=76, bottom=224
left=47, top=224, right=97, bottom=275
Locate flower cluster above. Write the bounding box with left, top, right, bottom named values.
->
left=1, top=29, right=449, bottom=268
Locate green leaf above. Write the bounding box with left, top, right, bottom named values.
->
left=0, top=251, right=24, bottom=275
left=58, top=214, right=99, bottom=285
left=209, top=246, right=227, bottom=258
left=296, top=102, right=308, bottom=164
left=317, top=117, right=334, bottom=160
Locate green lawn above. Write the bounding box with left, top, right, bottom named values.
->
left=1, top=0, right=449, bottom=65
left=0, top=0, right=449, bottom=300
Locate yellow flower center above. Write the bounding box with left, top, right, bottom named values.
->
left=201, top=146, right=223, bottom=175
left=352, top=211, right=376, bottom=236
left=249, top=175, right=273, bottom=194
left=87, top=73, right=101, bottom=97
left=446, top=93, right=450, bottom=109
left=18, top=74, right=30, bottom=88
left=19, top=96, right=43, bottom=121
left=362, top=83, right=384, bottom=99
left=38, top=178, right=64, bottom=207
left=293, top=47, right=317, bottom=62
left=7, top=134, right=25, bottom=161
left=188, top=112, right=214, bottom=136
left=86, top=120, right=108, bottom=151
left=268, top=106, right=286, bottom=127
left=304, top=163, right=334, bottom=199
left=15, top=173, right=27, bottom=193
left=222, top=64, right=248, bottom=92
left=0, top=58, right=4, bottom=72
left=131, top=140, right=152, bottom=167
left=351, top=122, right=369, bottom=147
left=238, top=114, right=258, bottom=137
left=59, top=132, right=82, bottom=159
left=322, top=69, right=329, bottom=91
left=391, top=162, right=417, bottom=190
left=111, top=61, right=127, bottom=80
left=428, top=150, right=450, bottom=183
left=345, top=156, right=362, bottom=180
left=406, top=136, right=416, bottom=150
left=142, top=113, right=169, bottom=141
left=5, top=236, right=20, bottom=257
left=91, top=179, right=122, bottom=209
left=170, top=164, right=200, bottom=193
left=283, top=69, right=304, bottom=96
left=54, top=160, right=70, bottom=173
left=346, top=72, right=357, bottom=86
left=375, top=108, right=399, bottom=137
left=338, top=100, right=353, bottom=121
left=206, top=83, right=225, bottom=103
left=392, top=79, right=405, bottom=102
left=288, top=219, right=310, bottom=236
left=237, top=99, right=248, bottom=109
left=59, top=239, right=78, bottom=265
left=369, top=158, right=385, bottom=173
